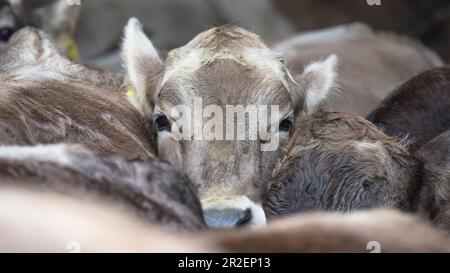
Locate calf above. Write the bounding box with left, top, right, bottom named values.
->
left=367, top=67, right=450, bottom=152
left=264, top=111, right=450, bottom=232
left=121, top=18, right=339, bottom=228
left=0, top=144, right=204, bottom=231
left=273, top=23, right=443, bottom=116
left=0, top=27, right=155, bottom=160
left=213, top=209, right=450, bottom=253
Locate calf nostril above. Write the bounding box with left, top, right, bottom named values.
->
left=236, top=208, right=252, bottom=227
left=203, top=208, right=253, bottom=229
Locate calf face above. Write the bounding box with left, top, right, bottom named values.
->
left=0, top=144, right=205, bottom=231
left=413, top=130, right=450, bottom=227
left=367, top=67, right=450, bottom=152
left=122, top=18, right=338, bottom=228
left=264, top=112, right=418, bottom=217
left=0, top=27, right=155, bottom=160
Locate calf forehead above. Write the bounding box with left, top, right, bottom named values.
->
left=159, top=59, right=292, bottom=108
left=162, top=26, right=290, bottom=90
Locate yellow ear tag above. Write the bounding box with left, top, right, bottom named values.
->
left=126, top=86, right=136, bottom=98
left=60, top=35, right=80, bottom=63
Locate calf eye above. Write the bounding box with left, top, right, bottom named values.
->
left=279, top=119, right=292, bottom=133
left=0, top=27, right=14, bottom=42
left=154, top=114, right=171, bottom=132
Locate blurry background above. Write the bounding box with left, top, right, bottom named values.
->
left=1, top=0, right=450, bottom=70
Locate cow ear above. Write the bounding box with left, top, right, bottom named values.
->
left=121, top=18, right=163, bottom=116
left=292, top=54, right=339, bottom=115
left=0, top=27, right=60, bottom=71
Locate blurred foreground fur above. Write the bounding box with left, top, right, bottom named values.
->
left=368, top=67, right=450, bottom=152
left=0, top=186, right=449, bottom=253
left=265, top=112, right=450, bottom=233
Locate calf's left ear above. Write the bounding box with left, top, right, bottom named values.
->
left=121, top=18, right=163, bottom=116
left=291, top=54, right=339, bottom=115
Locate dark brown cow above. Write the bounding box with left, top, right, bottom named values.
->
left=264, top=111, right=450, bottom=233
left=0, top=27, right=155, bottom=160
left=367, top=67, right=450, bottom=152
left=0, top=143, right=204, bottom=231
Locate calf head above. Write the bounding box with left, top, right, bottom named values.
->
left=121, top=18, right=338, bottom=228
left=264, top=112, right=419, bottom=217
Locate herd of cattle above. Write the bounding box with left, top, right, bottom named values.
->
left=1, top=2, right=450, bottom=253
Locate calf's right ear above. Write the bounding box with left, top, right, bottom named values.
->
left=121, top=18, right=163, bottom=116
left=290, top=54, right=339, bottom=115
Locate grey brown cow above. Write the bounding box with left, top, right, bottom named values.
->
left=121, top=18, right=339, bottom=228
